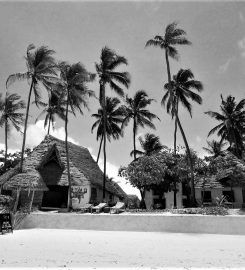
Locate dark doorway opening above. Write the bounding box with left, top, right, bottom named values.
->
left=42, top=186, right=68, bottom=208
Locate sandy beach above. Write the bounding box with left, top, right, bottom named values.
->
left=1, top=229, right=245, bottom=269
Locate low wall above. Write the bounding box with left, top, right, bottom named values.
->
left=21, top=212, right=245, bottom=235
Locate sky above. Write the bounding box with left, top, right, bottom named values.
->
left=1, top=1, right=245, bottom=198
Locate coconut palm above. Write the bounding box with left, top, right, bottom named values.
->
left=0, top=93, right=26, bottom=171
left=203, top=140, right=226, bottom=158
left=122, top=90, right=160, bottom=160
left=132, top=133, right=165, bottom=157
left=91, top=97, right=125, bottom=163
left=146, top=22, right=196, bottom=206
left=35, top=91, right=66, bottom=135
left=163, top=68, right=203, bottom=152
left=95, top=47, right=130, bottom=199
left=6, top=44, right=59, bottom=171
left=205, top=95, right=245, bottom=158
left=57, top=62, right=95, bottom=210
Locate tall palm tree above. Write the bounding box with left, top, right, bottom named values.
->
left=205, top=95, right=245, bottom=159
left=203, top=140, right=226, bottom=158
left=91, top=97, right=125, bottom=163
left=35, top=91, right=66, bottom=135
left=132, top=133, right=165, bottom=157
left=122, top=90, right=160, bottom=160
left=0, top=93, right=26, bottom=171
left=146, top=22, right=196, bottom=205
left=163, top=68, right=203, bottom=152
left=6, top=44, right=59, bottom=171
left=95, top=47, right=130, bottom=199
left=58, top=62, right=95, bottom=210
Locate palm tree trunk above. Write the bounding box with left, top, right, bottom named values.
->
left=165, top=49, right=195, bottom=206
left=174, top=100, right=179, bottom=154
left=96, top=134, right=103, bottom=163
left=140, top=189, right=146, bottom=209
left=133, top=116, right=136, bottom=160
left=100, top=82, right=107, bottom=200
left=173, top=180, right=177, bottom=208
left=65, top=94, right=72, bottom=210
left=176, top=115, right=196, bottom=206
left=20, top=79, right=34, bottom=172
left=47, top=114, right=51, bottom=135
left=4, top=120, right=8, bottom=172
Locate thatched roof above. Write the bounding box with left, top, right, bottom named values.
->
left=195, top=151, right=245, bottom=189
left=0, top=135, right=127, bottom=196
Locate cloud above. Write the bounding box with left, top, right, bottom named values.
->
left=238, top=37, right=245, bottom=57
left=0, top=143, right=20, bottom=154
left=196, top=136, right=202, bottom=143
left=10, top=120, right=79, bottom=149
left=218, top=57, right=233, bottom=73
left=239, top=12, right=244, bottom=23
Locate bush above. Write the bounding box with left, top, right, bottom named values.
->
left=170, top=207, right=228, bottom=216
left=126, top=206, right=229, bottom=215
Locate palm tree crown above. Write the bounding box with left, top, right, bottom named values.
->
left=0, top=92, right=26, bottom=171
left=35, top=91, right=66, bottom=134
left=163, top=69, right=203, bottom=117
left=205, top=95, right=245, bottom=158
left=203, top=140, right=226, bottom=158
left=122, top=90, right=160, bottom=160
left=0, top=93, right=26, bottom=133
left=146, top=21, right=191, bottom=69
left=95, top=46, right=131, bottom=100
left=133, top=133, right=165, bottom=157
left=91, top=97, right=125, bottom=163
left=91, top=97, right=125, bottom=142
left=6, top=44, right=59, bottom=105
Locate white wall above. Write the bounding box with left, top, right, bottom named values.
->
left=195, top=187, right=244, bottom=208
left=145, top=183, right=183, bottom=209
left=71, top=185, right=91, bottom=209
left=22, top=212, right=245, bottom=235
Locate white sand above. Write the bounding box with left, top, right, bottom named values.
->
left=1, top=229, right=245, bottom=269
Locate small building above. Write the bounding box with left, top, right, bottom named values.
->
left=0, top=135, right=127, bottom=210
left=144, top=183, right=183, bottom=209
left=195, top=151, right=245, bottom=208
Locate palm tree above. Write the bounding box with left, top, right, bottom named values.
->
left=203, top=140, right=226, bottom=158
left=132, top=133, right=165, bottom=157
left=163, top=68, right=203, bottom=152
left=6, top=44, right=59, bottom=171
left=146, top=22, right=196, bottom=205
left=205, top=95, right=245, bottom=158
left=0, top=93, right=26, bottom=171
left=58, top=62, right=95, bottom=210
left=95, top=47, right=130, bottom=200
left=35, top=91, right=66, bottom=135
left=122, top=90, right=160, bottom=160
left=91, top=97, right=125, bottom=163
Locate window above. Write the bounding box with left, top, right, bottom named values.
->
left=223, top=190, right=234, bottom=202
left=201, top=191, right=212, bottom=203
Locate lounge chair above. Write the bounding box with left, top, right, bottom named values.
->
left=78, top=203, right=93, bottom=213
left=110, top=201, right=125, bottom=214
left=91, top=203, right=107, bottom=213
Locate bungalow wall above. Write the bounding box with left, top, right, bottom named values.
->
left=195, top=187, right=244, bottom=208
left=145, top=183, right=183, bottom=209
left=71, top=184, right=91, bottom=209
left=90, top=184, right=120, bottom=205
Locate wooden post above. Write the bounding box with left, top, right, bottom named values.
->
left=28, top=190, right=35, bottom=213
left=13, top=188, right=20, bottom=213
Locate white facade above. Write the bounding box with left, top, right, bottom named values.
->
left=145, top=183, right=183, bottom=209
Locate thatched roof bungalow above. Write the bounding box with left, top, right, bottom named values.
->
left=195, top=151, right=245, bottom=207
left=0, top=135, right=127, bottom=210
